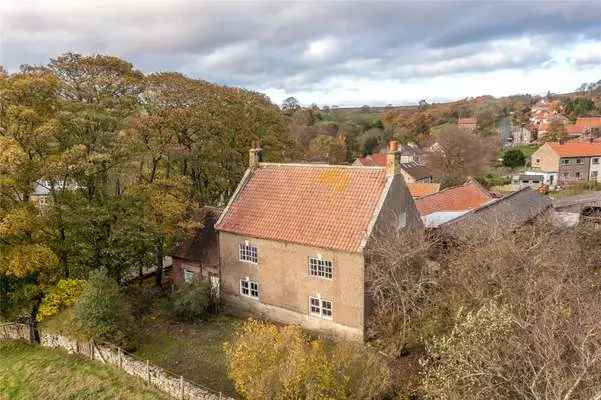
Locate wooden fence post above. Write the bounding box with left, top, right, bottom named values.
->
left=90, top=342, right=94, bottom=360
left=180, top=375, right=184, bottom=400
left=118, top=347, right=123, bottom=369
left=146, top=359, right=150, bottom=383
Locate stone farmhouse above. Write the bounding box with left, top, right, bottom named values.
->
left=213, top=141, right=423, bottom=340
left=531, top=141, right=601, bottom=186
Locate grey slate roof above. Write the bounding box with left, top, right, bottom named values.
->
left=439, top=188, right=552, bottom=238
left=401, top=162, right=432, bottom=181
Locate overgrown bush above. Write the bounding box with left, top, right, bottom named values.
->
left=224, top=319, right=391, bottom=400
left=37, top=279, right=87, bottom=321
left=74, top=270, right=136, bottom=349
left=501, top=148, right=526, bottom=168
left=172, top=280, right=212, bottom=321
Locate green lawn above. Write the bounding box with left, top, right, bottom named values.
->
left=134, top=314, right=243, bottom=397
left=499, top=144, right=539, bottom=159
left=0, top=340, right=169, bottom=400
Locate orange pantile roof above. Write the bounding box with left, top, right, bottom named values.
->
left=407, top=182, right=441, bottom=198
left=355, top=152, right=387, bottom=167
left=548, top=142, right=601, bottom=157
left=566, top=124, right=585, bottom=135
left=575, top=117, right=601, bottom=129
left=215, top=164, right=388, bottom=253
left=415, top=179, right=493, bottom=216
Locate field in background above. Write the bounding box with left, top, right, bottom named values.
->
left=0, top=341, right=169, bottom=400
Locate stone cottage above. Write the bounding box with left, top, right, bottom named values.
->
left=214, top=141, right=423, bottom=340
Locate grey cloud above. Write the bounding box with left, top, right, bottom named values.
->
left=1, top=1, right=601, bottom=103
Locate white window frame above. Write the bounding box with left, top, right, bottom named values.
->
left=576, top=158, right=583, bottom=164
left=239, top=242, right=258, bottom=264
left=240, top=278, right=259, bottom=299
left=398, top=211, right=407, bottom=230
left=183, top=268, right=194, bottom=284
left=576, top=172, right=582, bottom=179
left=561, top=159, right=570, bottom=165
left=308, top=257, right=333, bottom=280
left=593, top=158, right=600, bottom=165
left=309, top=297, right=333, bottom=320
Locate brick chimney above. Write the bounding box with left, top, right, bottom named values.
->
left=249, top=140, right=262, bottom=168
left=386, top=140, right=401, bottom=176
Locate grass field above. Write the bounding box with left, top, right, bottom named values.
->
left=134, top=314, right=243, bottom=396
left=0, top=341, right=169, bottom=400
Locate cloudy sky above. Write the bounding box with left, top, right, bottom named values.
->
left=2, top=1, right=601, bottom=106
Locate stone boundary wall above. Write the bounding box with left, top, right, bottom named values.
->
left=0, top=323, right=235, bottom=400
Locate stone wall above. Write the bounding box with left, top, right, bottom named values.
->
left=1, top=323, right=235, bottom=400
left=0, top=323, right=30, bottom=341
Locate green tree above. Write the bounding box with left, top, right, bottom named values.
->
left=502, top=149, right=526, bottom=168
left=75, top=269, right=136, bottom=348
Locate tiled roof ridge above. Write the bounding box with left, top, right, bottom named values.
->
left=437, top=187, right=550, bottom=228
left=413, top=178, right=490, bottom=201
left=259, top=162, right=385, bottom=171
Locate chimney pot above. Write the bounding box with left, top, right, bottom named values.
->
left=386, top=141, right=401, bottom=176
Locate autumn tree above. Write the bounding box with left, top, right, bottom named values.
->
left=281, top=96, right=300, bottom=115
left=225, top=319, right=391, bottom=400
left=426, top=126, right=497, bottom=185
left=542, top=119, right=568, bottom=143
left=0, top=68, right=62, bottom=339
left=421, top=222, right=601, bottom=400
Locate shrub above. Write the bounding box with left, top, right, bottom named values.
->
left=502, top=149, right=526, bottom=168
left=225, top=319, right=391, bottom=400
left=37, top=279, right=87, bottom=321
left=172, top=280, right=212, bottom=321
left=74, top=270, right=136, bottom=348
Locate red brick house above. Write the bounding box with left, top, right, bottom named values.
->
left=172, top=206, right=222, bottom=288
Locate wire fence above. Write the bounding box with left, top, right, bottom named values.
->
left=0, top=322, right=235, bottom=400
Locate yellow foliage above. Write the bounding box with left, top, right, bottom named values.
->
left=1, top=243, right=59, bottom=278
left=0, top=207, right=36, bottom=237
left=224, top=319, right=390, bottom=400
left=0, top=136, right=26, bottom=174
left=37, top=279, right=88, bottom=321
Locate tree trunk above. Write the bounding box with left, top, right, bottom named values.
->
left=154, top=236, right=164, bottom=288
left=29, top=294, right=43, bottom=344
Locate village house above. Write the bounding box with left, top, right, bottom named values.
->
left=30, top=180, right=80, bottom=208
left=214, top=141, right=423, bottom=340
left=565, top=116, right=601, bottom=138
left=406, top=182, right=441, bottom=199
left=172, top=206, right=222, bottom=289
left=438, top=188, right=552, bottom=240
left=530, top=141, right=601, bottom=186
left=457, top=117, right=477, bottom=131
left=414, top=178, right=494, bottom=227
left=353, top=146, right=433, bottom=184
